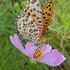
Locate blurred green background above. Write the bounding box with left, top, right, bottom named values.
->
left=0, top=0, right=70, bottom=70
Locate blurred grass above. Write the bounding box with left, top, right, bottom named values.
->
left=0, top=0, right=70, bottom=70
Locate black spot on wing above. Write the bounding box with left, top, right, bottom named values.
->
left=25, top=18, right=28, bottom=21
left=36, top=3, right=40, bottom=7
left=45, top=12, right=51, bottom=16
left=30, top=9, right=33, bottom=12
left=42, top=13, right=45, bottom=15
left=47, top=13, right=51, bottom=16
left=37, top=17, right=39, bottom=19
left=43, top=16, right=46, bottom=19
left=45, top=22, right=48, bottom=24
left=28, top=12, right=31, bottom=15
left=24, top=9, right=27, bottom=12
left=49, top=8, right=51, bottom=11
left=33, top=8, right=36, bottom=10
left=38, top=20, right=42, bottom=23
left=46, top=4, right=51, bottom=8
left=32, top=14, right=36, bottom=17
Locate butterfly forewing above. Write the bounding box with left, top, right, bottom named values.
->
left=41, top=0, right=53, bottom=37
left=25, top=0, right=43, bottom=34
left=16, top=8, right=40, bottom=42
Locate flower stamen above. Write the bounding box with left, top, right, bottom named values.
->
left=33, top=48, right=42, bottom=59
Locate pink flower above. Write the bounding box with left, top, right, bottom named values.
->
left=9, top=34, right=66, bottom=66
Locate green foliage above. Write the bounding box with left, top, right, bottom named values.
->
left=0, top=0, right=70, bottom=70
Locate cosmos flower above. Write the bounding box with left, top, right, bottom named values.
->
left=9, top=34, right=66, bottom=66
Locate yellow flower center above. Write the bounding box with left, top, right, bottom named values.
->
left=33, top=48, right=42, bottom=59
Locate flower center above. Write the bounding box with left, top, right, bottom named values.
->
left=33, top=48, right=42, bottom=59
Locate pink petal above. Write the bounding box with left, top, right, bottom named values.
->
left=38, top=49, right=66, bottom=66
left=25, top=42, right=33, bottom=50
left=39, top=44, right=52, bottom=56
left=25, top=42, right=37, bottom=58
left=9, top=34, right=27, bottom=55
left=52, top=55, right=66, bottom=66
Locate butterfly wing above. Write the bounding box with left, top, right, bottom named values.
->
left=25, top=0, right=43, bottom=34
left=16, top=8, right=39, bottom=41
left=41, top=0, right=53, bottom=37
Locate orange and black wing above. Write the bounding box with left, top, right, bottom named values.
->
left=41, top=0, right=53, bottom=38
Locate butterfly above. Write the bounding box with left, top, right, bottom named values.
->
left=15, top=0, right=53, bottom=46
left=24, top=0, right=53, bottom=39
